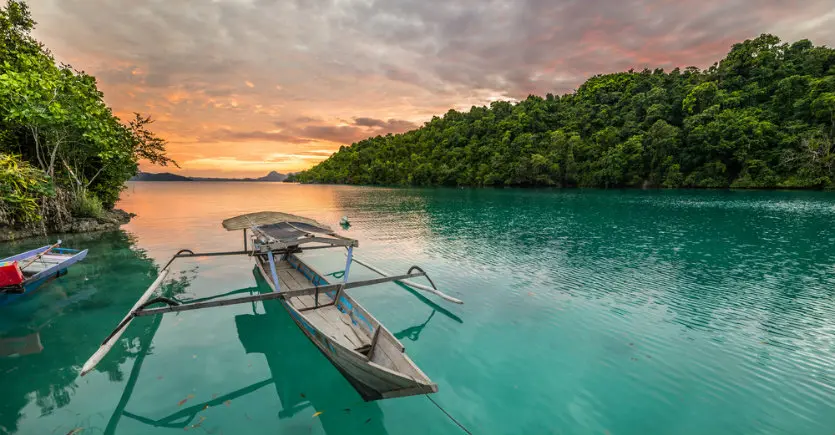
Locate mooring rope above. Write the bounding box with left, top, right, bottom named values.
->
left=425, top=395, right=473, bottom=435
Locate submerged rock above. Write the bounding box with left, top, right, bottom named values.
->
left=0, top=209, right=134, bottom=242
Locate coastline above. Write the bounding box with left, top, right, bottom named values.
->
left=0, top=209, right=133, bottom=242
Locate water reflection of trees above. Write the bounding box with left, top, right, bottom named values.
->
left=0, top=231, right=190, bottom=434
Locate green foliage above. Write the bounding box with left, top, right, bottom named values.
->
left=0, top=153, right=52, bottom=224
left=0, top=0, right=174, bottom=225
left=299, top=34, right=835, bottom=190
left=71, top=190, right=104, bottom=218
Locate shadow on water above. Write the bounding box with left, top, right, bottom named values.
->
left=103, top=268, right=391, bottom=434
left=392, top=282, right=463, bottom=342
left=0, top=226, right=461, bottom=434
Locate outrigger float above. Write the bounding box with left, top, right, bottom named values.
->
left=81, top=212, right=463, bottom=401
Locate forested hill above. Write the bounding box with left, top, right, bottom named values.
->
left=297, top=35, right=835, bottom=189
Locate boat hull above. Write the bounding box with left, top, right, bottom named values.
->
left=0, top=248, right=88, bottom=306
left=254, top=255, right=437, bottom=401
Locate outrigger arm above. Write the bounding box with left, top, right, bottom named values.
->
left=79, top=247, right=450, bottom=376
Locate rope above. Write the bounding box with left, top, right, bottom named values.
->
left=425, top=395, right=473, bottom=435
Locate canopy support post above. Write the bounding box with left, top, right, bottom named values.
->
left=243, top=228, right=247, bottom=251
left=267, top=251, right=281, bottom=292
left=343, top=246, right=354, bottom=284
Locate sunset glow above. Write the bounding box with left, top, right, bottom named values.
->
left=29, top=0, right=835, bottom=177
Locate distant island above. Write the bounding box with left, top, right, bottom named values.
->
left=130, top=170, right=291, bottom=182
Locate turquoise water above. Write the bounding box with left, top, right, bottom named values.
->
left=1, top=183, right=834, bottom=434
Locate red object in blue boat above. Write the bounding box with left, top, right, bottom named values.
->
left=0, top=261, right=24, bottom=287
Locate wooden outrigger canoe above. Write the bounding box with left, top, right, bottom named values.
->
left=0, top=242, right=89, bottom=306
left=81, top=212, right=462, bottom=401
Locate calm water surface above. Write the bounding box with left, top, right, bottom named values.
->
left=1, top=182, right=834, bottom=435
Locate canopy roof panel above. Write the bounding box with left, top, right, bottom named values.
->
left=222, top=211, right=332, bottom=232
left=223, top=211, right=356, bottom=248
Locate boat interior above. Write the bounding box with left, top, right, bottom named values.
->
left=267, top=255, right=430, bottom=383
left=20, top=254, right=69, bottom=276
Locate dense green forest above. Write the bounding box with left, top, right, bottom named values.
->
left=0, top=0, right=173, bottom=228
left=298, top=35, right=835, bottom=189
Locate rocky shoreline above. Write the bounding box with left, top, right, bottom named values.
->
left=0, top=209, right=134, bottom=242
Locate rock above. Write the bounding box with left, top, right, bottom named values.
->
left=0, top=209, right=134, bottom=242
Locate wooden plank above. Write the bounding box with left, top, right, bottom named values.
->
left=300, top=310, right=343, bottom=343
left=285, top=268, right=311, bottom=288
left=288, top=254, right=331, bottom=284
left=305, top=306, right=365, bottom=349
left=277, top=270, right=304, bottom=291
left=276, top=261, right=295, bottom=270
left=374, top=334, right=417, bottom=377
left=335, top=308, right=371, bottom=347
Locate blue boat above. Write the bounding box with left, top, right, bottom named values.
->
left=0, top=242, right=88, bottom=306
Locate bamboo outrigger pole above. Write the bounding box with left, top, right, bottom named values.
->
left=80, top=248, right=247, bottom=376
left=81, top=269, right=169, bottom=376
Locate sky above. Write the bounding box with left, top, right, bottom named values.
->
left=28, top=0, right=835, bottom=177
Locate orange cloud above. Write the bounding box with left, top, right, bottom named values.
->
left=28, top=0, right=835, bottom=178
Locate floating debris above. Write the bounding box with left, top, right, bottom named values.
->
left=300, top=393, right=306, bottom=398
left=188, top=416, right=206, bottom=430
left=66, top=429, right=83, bottom=435
left=364, top=418, right=372, bottom=424
left=224, top=400, right=231, bottom=407
left=312, top=411, right=323, bottom=418
left=178, top=394, right=196, bottom=406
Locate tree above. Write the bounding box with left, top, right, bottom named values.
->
left=0, top=0, right=173, bottom=225
left=296, top=34, right=835, bottom=191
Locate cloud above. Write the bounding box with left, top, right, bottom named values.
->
left=29, top=0, right=835, bottom=177
left=199, top=115, right=416, bottom=146
left=199, top=129, right=312, bottom=144
left=37, top=0, right=835, bottom=103
left=353, top=117, right=417, bottom=131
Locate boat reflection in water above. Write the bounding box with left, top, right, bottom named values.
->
left=105, top=269, right=390, bottom=434
left=392, top=282, right=463, bottom=343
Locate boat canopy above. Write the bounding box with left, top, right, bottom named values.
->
left=223, top=211, right=357, bottom=250
left=222, top=211, right=332, bottom=231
